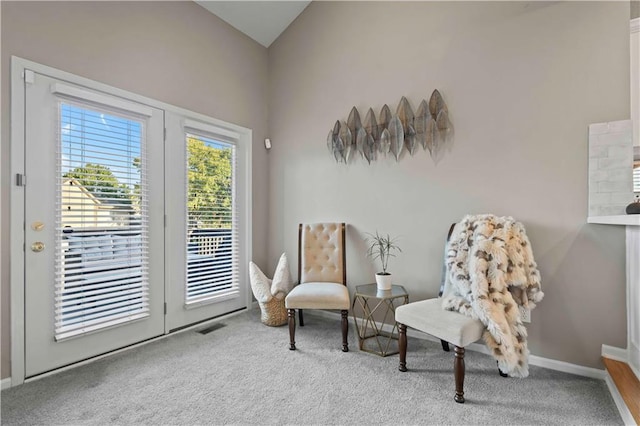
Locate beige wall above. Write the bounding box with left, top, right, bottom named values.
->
left=268, top=1, right=630, bottom=369
left=1, top=1, right=269, bottom=379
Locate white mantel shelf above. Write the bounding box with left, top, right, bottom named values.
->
left=588, top=215, right=640, bottom=226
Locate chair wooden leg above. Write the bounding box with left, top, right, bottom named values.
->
left=398, top=323, right=408, bottom=372
left=299, top=309, right=305, bottom=327
left=441, top=339, right=450, bottom=352
left=454, top=346, right=465, bottom=403
left=288, top=309, right=296, bottom=350
left=341, top=310, right=349, bottom=352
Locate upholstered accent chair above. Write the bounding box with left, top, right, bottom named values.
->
left=395, top=224, right=490, bottom=403
left=285, top=223, right=350, bottom=352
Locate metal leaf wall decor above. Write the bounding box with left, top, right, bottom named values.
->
left=388, top=116, right=404, bottom=161
left=327, top=90, right=452, bottom=164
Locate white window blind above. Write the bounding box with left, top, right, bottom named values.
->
left=634, top=163, right=640, bottom=193
left=55, top=101, right=149, bottom=340
left=185, top=131, right=238, bottom=305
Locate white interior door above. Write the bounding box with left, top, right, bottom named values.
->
left=164, top=112, right=248, bottom=331
left=24, top=71, right=165, bottom=377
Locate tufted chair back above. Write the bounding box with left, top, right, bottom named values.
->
left=298, top=223, right=346, bottom=285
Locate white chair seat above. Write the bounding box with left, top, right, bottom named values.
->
left=395, top=298, right=484, bottom=348
left=285, top=282, right=350, bottom=310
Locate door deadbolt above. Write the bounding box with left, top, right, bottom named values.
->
left=31, top=221, right=45, bottom=231
left=31, top=242, right=45, bottom=252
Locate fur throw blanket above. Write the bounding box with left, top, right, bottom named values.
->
left=441, top=214, right=544, bottom=378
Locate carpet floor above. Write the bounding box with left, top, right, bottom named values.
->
left=1, top=309, right=622, bottom=425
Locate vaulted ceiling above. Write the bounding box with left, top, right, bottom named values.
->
left=195, top=1, right=311, bottom=47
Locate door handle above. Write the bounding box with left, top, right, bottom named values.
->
left=31, top=242, right=45, bottom=253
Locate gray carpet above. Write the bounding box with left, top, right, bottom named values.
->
left=1, top=309, right=622, bottom=425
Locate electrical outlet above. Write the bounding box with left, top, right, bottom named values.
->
left=519, top=305, right=531, bottom=323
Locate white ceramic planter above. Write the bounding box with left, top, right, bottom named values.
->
left=375, top=273, right=392, bottom=291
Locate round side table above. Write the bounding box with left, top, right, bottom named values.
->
left=352, top=283, right=409, bottom=357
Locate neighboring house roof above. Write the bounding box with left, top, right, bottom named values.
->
left=62, top=178, right=133, bottom=211
left=62, top=177, right=101, bottom=205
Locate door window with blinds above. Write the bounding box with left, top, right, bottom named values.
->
left=185, top=131, right=238, bottom=305
left=57, top=102, right=149, bottom=340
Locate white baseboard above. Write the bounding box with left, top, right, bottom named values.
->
left=632, top=363, right=640, bottom=383
left=1, top=377, right=12, bottom=390
left=602, top=344, right=629, bottom=363
left=602, top=344, right=640, bottom=380
left=528, top=354, right=605, bottom=379
left=306, top=309, right=606, bottom=379
left=605, top=373, right=637, bottom=426
left=604, top=345, right=640, bottom=381
left=602, top=344, right=640, bottom=424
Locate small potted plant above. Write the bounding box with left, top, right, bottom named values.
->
left=366, top=231, right=402, bottom=291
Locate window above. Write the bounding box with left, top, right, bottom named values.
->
left=185, top=131, right=238, bottom=304
left=56, top=102, right=149, bottom=340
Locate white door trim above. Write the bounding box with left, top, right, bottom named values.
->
left=10, top=56, right=253, bottom=386
left=10, top=58, right=27, bottom=387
